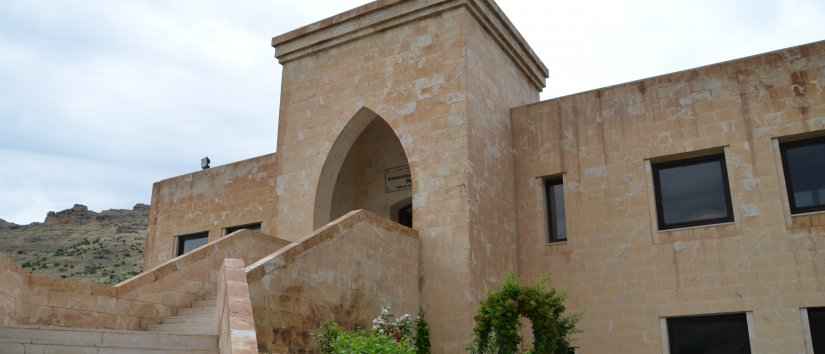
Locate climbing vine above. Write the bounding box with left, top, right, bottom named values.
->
left=469, top=275, right=577, bottom=354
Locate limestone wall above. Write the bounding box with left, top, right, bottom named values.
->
left=145, top=153, right=278, bottom=269
left=246, top=210, right=419, bottom=353
left=463, top=0, right=540, bottom=306
left=512, top=40, right=825, bottom=354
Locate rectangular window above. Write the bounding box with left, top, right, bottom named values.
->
left=176, top=231, right=209, bottom=256
left=780, top=136, right=825, bottom=214
left=667, top=313, right=751, bottom=354
left=652, top=154, right=734, bottom=230
left=811, top=307, right=825, bottom=354
left=224, top=222, right=262, bottom=235
left=544, top=177, right=567, bottom=243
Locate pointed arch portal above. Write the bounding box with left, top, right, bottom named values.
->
left=314, top=108, right=413, bottom=229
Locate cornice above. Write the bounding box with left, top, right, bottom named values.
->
left=271, top=0, right=548, bottom=90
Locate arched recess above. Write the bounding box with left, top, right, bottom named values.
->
left=313, top=107, right=413, bottom=229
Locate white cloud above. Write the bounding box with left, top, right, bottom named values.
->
left=1, top=0, right=824, bottom=223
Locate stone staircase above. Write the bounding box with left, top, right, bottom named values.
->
left=147, top=296, right=218, bottom=335
left=0, top=297, right=219, bottom=353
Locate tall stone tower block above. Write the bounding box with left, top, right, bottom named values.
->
left=270, top=1, right=547, bottom=352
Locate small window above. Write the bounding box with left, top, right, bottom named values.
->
left=176, top=232, right=209, bottom=256
left=652, top=154, right=734, bottom=230
left=544, top=177, right=567, bottom=243
left=225, top=222, right=262, bottom=235
left=780, top=136, right=825, bottom=214
left=810, top=307, right=825, bottom=354
left=667, top=313, right=751, bottom=354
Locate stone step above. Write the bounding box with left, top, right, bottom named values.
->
left=156, top=316, right=214, bottom=325
left=191, top=299, right=216, bottom=307
left=146, top=296, right=217, bottom=336
left=0, top=326, right=218, bottom=353
left=177, top=307, right=215, bottom=316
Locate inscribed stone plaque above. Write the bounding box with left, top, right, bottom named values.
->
left=385, top=165, right=412, bottom=193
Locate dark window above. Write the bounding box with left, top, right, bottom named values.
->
left=398, top=204, right=413, bottom=228
left=544, top=177, right=567, bottom=242
left=667, top=313, right=751, bottom=354
left=811, top=307, right=825, bottom=354
left=225, top=222, right=262, bottom=235
left=176, top=232, right=209, bottom=256
left=652, top=154, right=734, bottom=230
left=780, top=136, right=825, bottom=214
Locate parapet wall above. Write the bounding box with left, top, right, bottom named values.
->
left=0, top=229, right=290, bottom=332
left=246, top=210, right=420, bottom=353
left=145, top=153, right=278, bottom=269
left=0, top=256, right=173, bottom=330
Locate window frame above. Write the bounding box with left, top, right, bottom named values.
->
left=652, top=153, right=735, bottom=230
left=176, top=231, right=210, bottom=256
left=543, top=176, right=567, bottom=243
left=224, top=222, right=262, bottom=235
left=780, top=135, right=825, bottom=215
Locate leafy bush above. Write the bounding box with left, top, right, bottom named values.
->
left=414, top=310, right=431, bottom=354
left=469, top=275, right=577, bottom=354
left=333, top=331, right=416, bottom=354
left=316, top=307, right=431, bottom=354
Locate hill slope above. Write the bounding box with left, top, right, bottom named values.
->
left=0, top=204, right=148, bottom=284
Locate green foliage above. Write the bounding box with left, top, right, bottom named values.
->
left=316, top=307, right=432, bottom=354
left=333, top=331, right=416, bottom=354
left=317, top=321, right=414, bottom=354
left=415, top=311, right=431, bottom=354
left=317, top=321, right=344, bottom=354
left=469, top=275, right=577, bottom=354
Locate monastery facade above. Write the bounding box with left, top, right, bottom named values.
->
left=1, top=1, right=824, bottom=353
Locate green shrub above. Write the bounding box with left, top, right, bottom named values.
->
left=316, top=307, right=431, bottom=354
left=333, top=331, right=415, bottom=354
left=469, top=274, right=577, bottom=354
left=317, top=321, right=343, bottom=354
left=414, top=311, right=431, bottom=354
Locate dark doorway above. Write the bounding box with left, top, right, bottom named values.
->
left=398, top=204, right=412, bottom=228
left=811, top=308, right=825, bottom=354
left=667, top=313, right=751, bottom=354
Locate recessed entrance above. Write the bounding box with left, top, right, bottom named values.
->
left=314, top=108, right=413, bottom=229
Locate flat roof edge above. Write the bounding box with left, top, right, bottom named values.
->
left=271, top=0, right=548, bottom=89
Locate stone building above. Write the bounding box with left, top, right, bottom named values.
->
left=1, top=1, right=824, bottom=353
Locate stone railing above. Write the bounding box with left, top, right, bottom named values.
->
left=246, top=210, right=420, bottom=353
left=0, top=255, right=174, bottom=330
left=0, top=229, right=291, bottom=331
left=217, top=258, right=258, bottom=354
left=115, top=229, right=291, bottom=308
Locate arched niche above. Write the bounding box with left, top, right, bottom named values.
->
left=314, top=108, right=413, bottom=229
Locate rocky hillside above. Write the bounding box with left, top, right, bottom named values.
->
left=0, top=204, right=148, bottom=284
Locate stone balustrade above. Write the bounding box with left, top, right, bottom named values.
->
left=246, top=209, right=420, bottom=353
left=217, top=258, right=258, bottom=354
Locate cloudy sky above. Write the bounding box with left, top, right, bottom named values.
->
left=1, top=0, right=824, bottom=224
